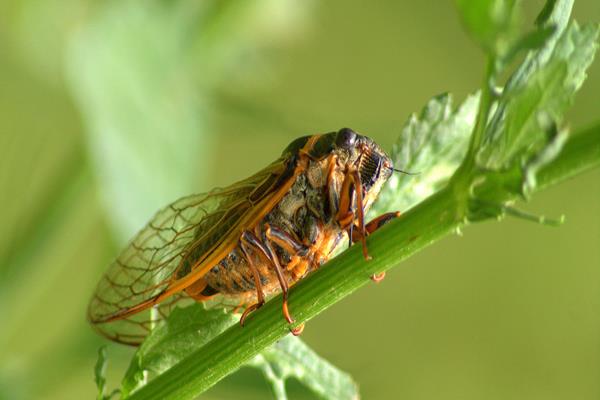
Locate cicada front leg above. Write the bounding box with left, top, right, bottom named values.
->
left=335, top=163, right=401, bottom=281
left=335, top=166, right=371, bottom=259
left=350, top=211, right=401, bottom=242
left=351, top=211, right=401, bottom=282
left=364, top=211, right=401, bottom=234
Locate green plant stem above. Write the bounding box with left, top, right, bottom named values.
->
left=537, top=121, right=600, bottom=189
left=458, top=57, right=496, bottom=175
left=128, top=122, right=600, bottom=400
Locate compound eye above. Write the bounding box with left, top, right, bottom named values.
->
left=336, top=128, right=357, bottom=149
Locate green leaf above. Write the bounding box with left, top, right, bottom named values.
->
left=455, top=0, right=519, bottom=57
left=504, top=0, right=574, bottom=92
left=248, top=335, right=359, bottom=400
left=502, top=25, right=556, bottom=68
left=371, top=93, right=478, bottom=216
left=463, top=17, right=599, bottom=222
left=94, top=346, right=108, bottom=400
left=121, top=306, right=238, bottom=397
left=478, top=22, right=600, bottom=173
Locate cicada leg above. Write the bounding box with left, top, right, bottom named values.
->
left=350, top=211, right=401, bottom=282
left=239, top=231, right=268, bottom=326
left=290, top=322, right=305, bottom=336
left=259, top=224, right=315, bottom=334
left=350, top=211, right=401, bottom=242
left=265, top=223, right=317, bottom=335
left=265, top=224, right=311, bottom=275
left=364, top=211, right=401, bottom=234
left=265, top=224, right=305, bottom=255
left=335, top=161, right=401, bottom=280
left=335, top=167, right=370, bottom=260
left=239, top=225, right=306, bottom=327
left=263, top=224, right=296, bottom=324
left=335, top=167, right=355, bottom=229
left=350, top=169, right=369, bottom=259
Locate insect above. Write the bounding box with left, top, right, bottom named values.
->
left=88, top=128, right=402, bottom=345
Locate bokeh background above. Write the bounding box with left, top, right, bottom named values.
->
left=1, top=1, right=599, bottom=399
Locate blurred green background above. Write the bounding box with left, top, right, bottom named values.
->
left=1, top=1, right=599, bottom=399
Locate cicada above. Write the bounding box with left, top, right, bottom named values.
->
left=88, top=128, right=401, bottom=345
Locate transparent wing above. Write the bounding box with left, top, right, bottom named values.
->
left=88, top=158, right=288, bottom=345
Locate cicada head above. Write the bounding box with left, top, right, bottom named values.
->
left=335, top=128, right=393, bottom=187
left=332, top=128, right=394, bottom=208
